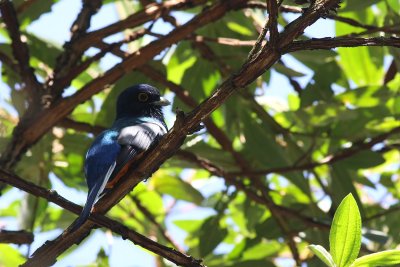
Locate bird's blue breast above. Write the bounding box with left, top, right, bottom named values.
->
left=84, top=129, right=120, bottom=189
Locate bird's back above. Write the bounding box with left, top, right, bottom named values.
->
left=84, top=129, right=120, bottom=189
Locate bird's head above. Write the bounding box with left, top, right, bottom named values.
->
left=116, top=84, right=170, bottom=121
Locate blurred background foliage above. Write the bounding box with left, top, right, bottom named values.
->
left=0, top=0, right=400, bottom=266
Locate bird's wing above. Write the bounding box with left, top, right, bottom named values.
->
left=71, top=131, right=120, bottom=232
left=106, top=121, right=167, bottom=187
left=117, top=121, right=167, bottom=149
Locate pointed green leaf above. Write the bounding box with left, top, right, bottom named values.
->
left=330, top=194, right=362, bottom=267
left=309, top=245, right=336, bottom=267
left=198, top=216, right=228, bottom=257
left=151, top=174, right=204, bottom=205
left=351, top=250, right=400, bottom=267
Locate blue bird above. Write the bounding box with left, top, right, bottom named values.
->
left=71, top=84, right=170, bottom=231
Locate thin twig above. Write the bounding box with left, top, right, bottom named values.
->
left=131, top=196, right=185, bottom=252
left=287, top=37, right=400, bottom=52
left=49, top=0, right=102, bottom=99
left=247, top=18, right=270, bottom=60
left=58, top=118, right=105, bottom=135
left=266, top=0, right=279, bottom=47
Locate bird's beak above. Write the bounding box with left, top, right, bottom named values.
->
left=152, top=97, right=171, bottom=106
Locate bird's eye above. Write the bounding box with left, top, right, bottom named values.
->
left=137, top=92, right=149, bottom=102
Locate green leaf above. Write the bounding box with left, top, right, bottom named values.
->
left=0, top=245, right=24, bottom=266
left=274, top=63, right=306, bottom=77
left=132, top=185, right=163, bottom=216
left=331, top=166, right=363, bottom=217
left=11, top=88, right=27, bottom=116
left=309, top=244, right=336, bottom=267
left=226, top=21, right=253, bottom=36
left=151, top=174, right=204, bottom=205
left=226, top=260, right=275, bottom=267
left=185, top=142, right=239, bottom=172
left=167, top=41, right=198, bottom=86
left=336, top=11, right=384, bottom=86
left=241, top=240, right=281, bottom=260
left=339, top=151, right=386, bottom=169
left=95, top=248, right=109, bottom=267
left=255, top=217, right=282, bottom=239
left=25, top=32, right=62, bottom=69
left=300, top=61, right=341, bottom=106
left=351, top=250, right=400, bottom=267
left=363, top=229, right=388, bottom=245
left=18, top=0, right=60, bottom=28
left=330, top=194, right=362, bottom=267
left=291, top=50, right=337, bottom=69
left=198, top=216, right=228, bottom=257
left=387, top=0, right=400, bottom=11
left=341, top=0, right=380, bottom=12
left=174, top=219, right=204, bottom=233
left=337, top=86, right=394, bottom=108
left=240, top=110, right=310, bottom=194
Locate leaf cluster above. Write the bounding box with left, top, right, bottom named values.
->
left=0, top=0, right=399, bottom=266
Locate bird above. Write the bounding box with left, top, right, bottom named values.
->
left=71, top=84, right=170, bottom=231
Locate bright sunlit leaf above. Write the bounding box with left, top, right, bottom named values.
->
left=330, top=194, right=362, bottom=267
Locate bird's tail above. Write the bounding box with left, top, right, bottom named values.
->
left=69, top=182, right=102, bottom=232
left=70, top=163, right=115, bottom=232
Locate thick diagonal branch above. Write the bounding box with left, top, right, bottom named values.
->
left=23, top=0, right=342, bottom=265
left=0, top=0, right=246, bottom=170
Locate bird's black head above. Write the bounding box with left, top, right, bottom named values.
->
left=116, top=84, right=170, bottom=122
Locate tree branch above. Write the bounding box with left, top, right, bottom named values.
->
left=0, top=50, right=18, bottom=73
left=287, top=37, right=400, bottom=52
left=71, top=0, right=208, bottom=57
left=0, top=230, right=34, bottom=245
left=280, top=4, right=400, bottom=36
left=58, top=118, right=104, bottom=135
left=0, top=168, right=203, bottom=267
left=266, top=0, right=279, bottom=47
left=191, top=35, right=262, bottom=46
left=0, top=0, right=246, bottom=170
left=49, top=0, right=102, bottom=100
left=384, top=58, right=397, bottom=85
left=23, top=0, right=343, bottom=263
left=0, top=0, right=42, bottom=106
left=54, top=27, right=148, bottom=92
left=130, top=196, right=184, bottom=252
left=15, top=0, right=39, bottom=14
